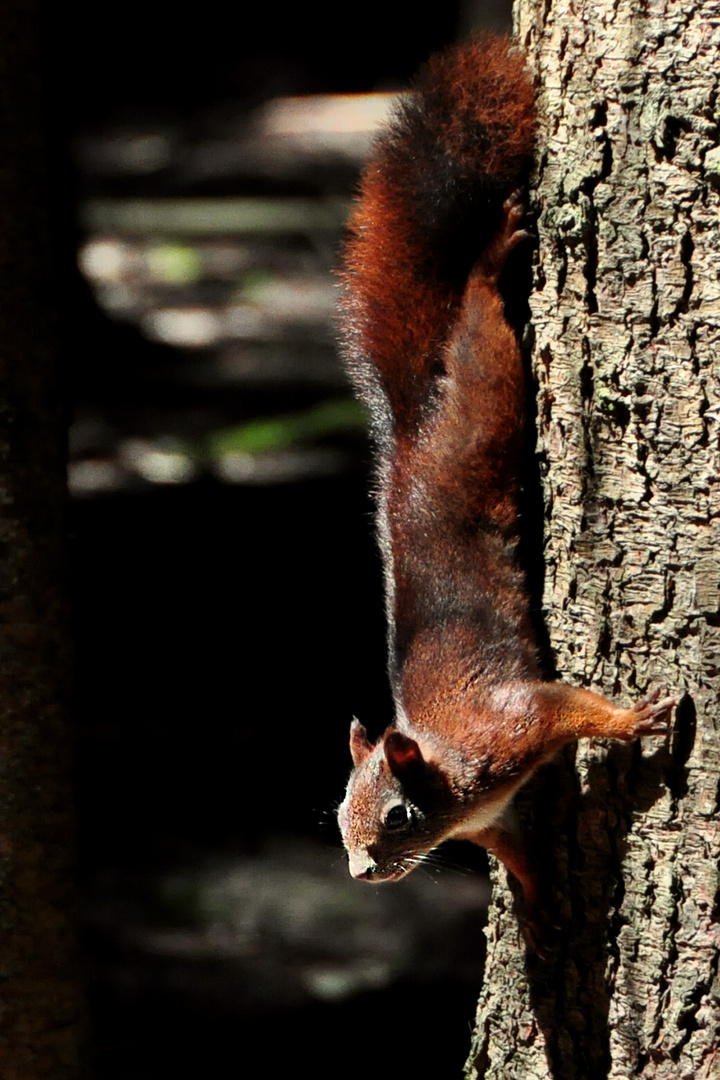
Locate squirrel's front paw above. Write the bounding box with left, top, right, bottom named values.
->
left=627, top=688, right=679, bottom=738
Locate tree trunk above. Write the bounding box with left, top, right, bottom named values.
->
left=0, top=2, right=87, bottom=1076
left=467, top=2, right=720, bottom=1077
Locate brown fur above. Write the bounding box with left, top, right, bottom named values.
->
left=336, top=36, right=676, bottom=939
left=339, top=36, right=535, bottom=433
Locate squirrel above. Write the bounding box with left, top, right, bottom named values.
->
left=335, top=35, right=677, bottom=931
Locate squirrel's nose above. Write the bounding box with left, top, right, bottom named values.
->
left=348, top=849, right=378, bottom=880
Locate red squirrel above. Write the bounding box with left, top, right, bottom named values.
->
left=336, top=36, right=677, bottom=925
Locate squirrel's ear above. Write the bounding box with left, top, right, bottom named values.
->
left=384, top=730, right=425, bottom=776
left=349, top=718, right=373, bottom=767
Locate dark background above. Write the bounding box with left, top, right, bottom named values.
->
left=41, top=1, right=512, bottom=1075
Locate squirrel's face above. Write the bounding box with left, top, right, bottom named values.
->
left=337, top=720, right=457, bottom=882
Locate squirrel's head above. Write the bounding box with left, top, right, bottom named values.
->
left=337, top=718, right=457, bottom=882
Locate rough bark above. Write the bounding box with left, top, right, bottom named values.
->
left=467, top=2, right=720, bottom=1078
left=0, top=2, right=86, bottom=1076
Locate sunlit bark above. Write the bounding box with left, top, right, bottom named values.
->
left=467, top=2, right=720, bottom=1077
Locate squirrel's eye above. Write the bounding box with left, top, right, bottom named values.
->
left=384, top=804, right=411, bottom=830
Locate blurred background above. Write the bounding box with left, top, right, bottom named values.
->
left=45, top=0, right=513, bottom=1075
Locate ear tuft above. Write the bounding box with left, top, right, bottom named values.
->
left=384, top=730, right=425, bottom=776
left=349, top=718, right=374, bottom=767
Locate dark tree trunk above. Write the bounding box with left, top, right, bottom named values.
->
left=0, top=2, right=86, bottom=1076
left=467, top=1, right=720, bottom=1077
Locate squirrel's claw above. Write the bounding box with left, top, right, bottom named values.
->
left=630, top=689, right=680, bottom=736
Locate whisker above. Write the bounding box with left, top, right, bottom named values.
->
left=414, top=852, right=442, bottom=883
left=418, top=847, right=483, bottom=877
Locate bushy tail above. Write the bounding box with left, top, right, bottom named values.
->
left=338, top=35, right=535, bottom=436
